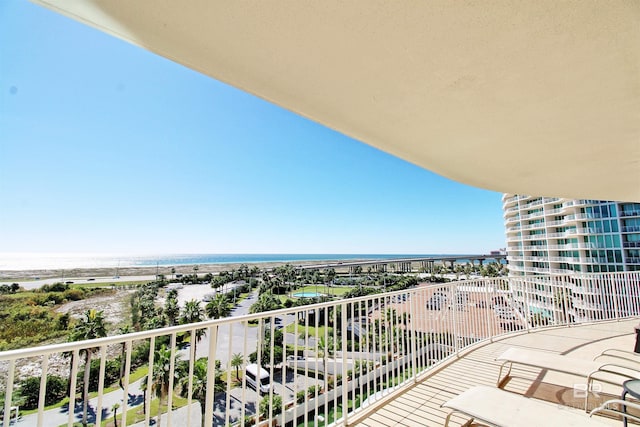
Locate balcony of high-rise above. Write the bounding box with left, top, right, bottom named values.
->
left=3, top=1, right=639, bottom=426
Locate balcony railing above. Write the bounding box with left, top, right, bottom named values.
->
left=1, top=272, right=640, bottom=427
left=519, top=211, right=545, bottom=220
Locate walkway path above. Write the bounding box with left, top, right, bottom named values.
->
left=17, top=379, right=145, bottom=426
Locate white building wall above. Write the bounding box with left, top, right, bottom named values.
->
left=502, top=195, right=640, bottom=321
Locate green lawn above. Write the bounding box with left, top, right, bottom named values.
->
left=285, top=323, right=334, bottom=341
left=301, top=405, right=343, bottom=426
left=102, top=394, right=189, bottom=427
left=293, top=285, right=354, bottom=297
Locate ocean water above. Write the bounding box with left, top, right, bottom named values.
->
left=0, top=253, right=460, bottom=271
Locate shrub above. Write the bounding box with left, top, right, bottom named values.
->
left=57, top=313, right=70, bottom=330
left=18, top=375, right=67, bottom=409
left=63, top=289, right=84, bottom=301
left=307, top=385, right=317, bottom=397
left=40, top=283, right=69, bottom=293
left=259, top=394, right=283, bottom=416
left=26, top=294, right=48, bottom=306
left=77, top=358, right=122, bottom=392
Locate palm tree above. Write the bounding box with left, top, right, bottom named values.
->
left=324, top=267, right=336, bottom=296
left=118, top=324, right=132, bottom=389
left=70, top=309, right=108, bottom=427
left=249, top=293, right=281, bottom=314
left=317, top=335, right=334, bottom=391
left=205, top=294, right=232, bottom=319
left=139, top=377, right=147, bottom=415
left=231, top=353, right=244, bottom=380
left=180, top=299, right=205, bottom=356
left=177, top=358, right=206, bottom=426
left=142, top=344, right=176, bottom=426
left=111, top=403, right=120, bottom=427
left=177, top=357, right=225, bottom=427
left=164, top=289, right=180, bottom=326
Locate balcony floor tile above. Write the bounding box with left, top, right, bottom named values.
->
left=351, top=319, right=639, bottom=427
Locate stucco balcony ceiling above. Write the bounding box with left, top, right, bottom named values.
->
left=33, top=0, right=640, bottom=201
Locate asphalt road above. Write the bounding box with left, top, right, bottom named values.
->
left=6, top=274, right=159, bottom=290
left=176, top=286, right=260, bottom=365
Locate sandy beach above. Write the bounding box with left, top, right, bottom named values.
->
left=0, top=259, right=363, bottom=282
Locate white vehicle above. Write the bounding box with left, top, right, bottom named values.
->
left=245, top=364, right=271, bottom=395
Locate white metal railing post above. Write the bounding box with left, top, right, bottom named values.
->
left=240, top=319, right=248, bottom=426
left=36, top=354, right=49, bottom=427
left=410, top=287, right=418, bottom=383
left=332, top=302, right=339, bottom=425
left=95, top=345, right=107, bottom=427
left=312, top=309, right=318, bottom=425
left=68, top=348, right=80, bottom=427
left=166, top=332, right=177, bottom=427
left=360, top=298, right=369, bottom=411
left=203, top=325, right=218, bottom=427
left=323, top=307, right=329, bottom=424
left=341, top=301, right=349, bottom=426
left=564, top=275, right=572, bottom=327
left=552, top=275, right=560, bottom=327
left=186, top=330, right=195, bottom=427
left=609, top=274, right=619, bottom=320
left=383, top=296, right=390, bottom=392
left=486, top=279, right=495, bottom=340
left=144, top=336, right=156, bottom=426
left=452, top=284, right=459, bottom=356
left=225, top=323, right=234, bottom=427
left=525, top=277, right=533, bottom=332
left=3, top=360, right=15, bottom=427
left=270, top=316, right=276, bottom=425
left=122, top=341, right=132, bottom=427
left=375, top=295, right=382, bottom=397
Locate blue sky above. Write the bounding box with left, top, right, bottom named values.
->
left=0, top=1, right=505, bottom=256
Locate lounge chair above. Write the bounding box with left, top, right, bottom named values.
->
left=594, top=348, right=640, bottom=366
left=442, top=385, right=639, bottom=427
left=496, top=347, right=640, bottom=409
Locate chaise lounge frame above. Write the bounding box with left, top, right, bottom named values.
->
left=496, top=347, right=640, bottom=410
left=442, top=385, right=640, bottom=427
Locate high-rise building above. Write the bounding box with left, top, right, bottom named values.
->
left=503, top=196, right=640, bottom=275
left=503, top=196, right=640, bottom=322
